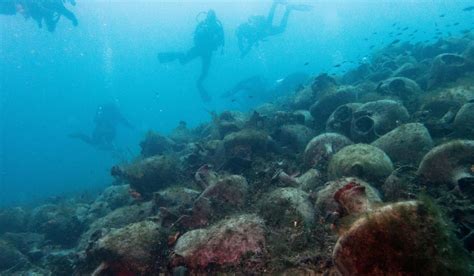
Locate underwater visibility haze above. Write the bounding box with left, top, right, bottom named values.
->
left=1, top=0, right=474, bottom=274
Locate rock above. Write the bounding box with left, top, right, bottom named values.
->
left=328, top=144, right=394, bottom=185
left=169, top=121, right=194, bottom=144
left=28, top=203, right=84, bottom=247
left=222, top=129, right=273, bottom=170
left=154, top=186, right=200, bottom=209
left=371, top=123, right=434, bottom=166
left=273, top=124, right=315, bottom=152
left=454, top=103, right=474, bottom=139
left=86, top=221, right=165, bottom=275
left=140, top=130, right=176, bottom=157
left=376, top=77, right=422, bottom=112
left=415, top=98, right=463, bottom=137
left=316, top=177, right=381, bottom=217
left=111, top=155, right=178, bottom=199
left=310, top=86, right=359, bottom=127
left=333, top=201, right=472, bottom=275
left=43, top=250, right=76, bottom=276
left=297, top=169, right=324, bottom=192
left=350, top=100, right=410, bottom=143
left=77, top=202, right=154, bottom=251
left=0, top=207, right=28, bottom=234
left=87, top=184, right=133, bottom=221
left=1, top=232, right=44, bottom=259
left=0, top=239, right=29, bottom=272
left=428, top=53, right=474, bottom=89
left=292, top=86, right=316, bottom=109
left=259, top=187, right=315, bottom=227
left=382, top=166, right=418, bottom=202
left=417, top=140, right=474, bottom=191
left=326, top=103, right=362, bottom=137
left=303, top=133, right=353, bottom=171
left=200, top=175, right=248, bottom=208
left=172, top=214, right=265, bottom=270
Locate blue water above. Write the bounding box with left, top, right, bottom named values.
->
left=1, top=0, right=472, bottom=206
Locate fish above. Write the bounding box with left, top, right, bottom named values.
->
left=402, top=27, right=409, bottom=31
left=463, top=6, right=474, bottom=11
left=390, top=39, right=401, bottom=45
left=333, top=64, right=342, bottom=68
left=439, top=14, right=446, bottom=18
left=304, top=62, right=309, bottom=66
left=453, top=22, right=460, bottom=26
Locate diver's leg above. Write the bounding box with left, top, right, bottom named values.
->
left=266, top=1, right=279, bottom=25
left=269, top=7, right=291, bottom=36
left=197, top=53, right=212, bottom=101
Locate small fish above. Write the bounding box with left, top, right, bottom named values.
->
left=369, top=45, right=375, bottom=49
left=439, top=14, right=446, bottom=18
left=304, top=62, right=309, bottom=66
left=333, top=64, right=342, bottom=68
left=231, top=99, right=237, bottom=102
left=463, top=6, right=474, bottom=12
left=396, top=32, right=402, bottom=36
left=248, top=95, right=254, bottom=99
left=402, top=27, right=409, bottom=31
left=392, top=23, right=397, bottom=27
left=453, top=22, right=460, bottom=26
left=460, top=29, right=471, bottom=34
left=372, top=31, right=378, bottom=35
left=390, top=39, right=401, bottom=45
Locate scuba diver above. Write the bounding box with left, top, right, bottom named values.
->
left=69, top=103, right=133, bottom=151
left=158, top=9, right=224, bottom=102
left=236, top=0, right=311, bottom=58
left=0, top=0, right=78, bottom=32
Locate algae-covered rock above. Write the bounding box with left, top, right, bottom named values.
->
left=259, top=187, right=315, bottom=227
left=87, top=220, right=165, bottom=274
left=0, top=239, right=29, bottom=272
left=316, top=177, right=381, bottom=217
left=139, top=130, right=176, bottom=157
left=333, top=201, right=472, bottom=275
left=111, top=155, right=178, bottom=198
left=454, top=103, right=474, bottom=139
left=328, top=144, right=394, bottom=184
left=28, top=203, right=84, bottom=247
left=326, top=103, right=362, bottom=137
left=350, top=100, right=410, bottom=143
left=274, top=124, right=315, bottom=152
left=371, top=123, right=433, bottom=166
left=303, top=133, right=353, bottom=170
left=0, top=207, right=28, bottom=234
left=417, top=140, right=474, bottom=190
left=172, top=214, right=265, bottom=270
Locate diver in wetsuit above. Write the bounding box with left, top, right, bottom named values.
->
left=236, top=0, right=311, bottom=58
left=158, top=9, right=224, bottom=102
left=0, top=0, right=78, bottom=32
left=69, top=103, right=133, bottom=150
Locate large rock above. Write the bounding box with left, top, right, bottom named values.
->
left=303, top=133, right=353, bottom=171
left=328, top=144, right=394, bottom=185
left=333, top=201, right=472, bottom=275
left=350, top=100, right=410, bottom=143
left=86, top=221, right=165, bottom=275
left=316, top=177, right=381, bottom=217
left=454, top=103, right=474, bottom=139
left=172, top=214, right=265, bottom=270
left=371, top=123, right=433, bottom=166
left=417, top=140, right=474, bottom=192
left=0, top=207, right=28, bottom=234
left=259, top=187, right=315, bottom=227
left=111, top=155, right=178, bottom=199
